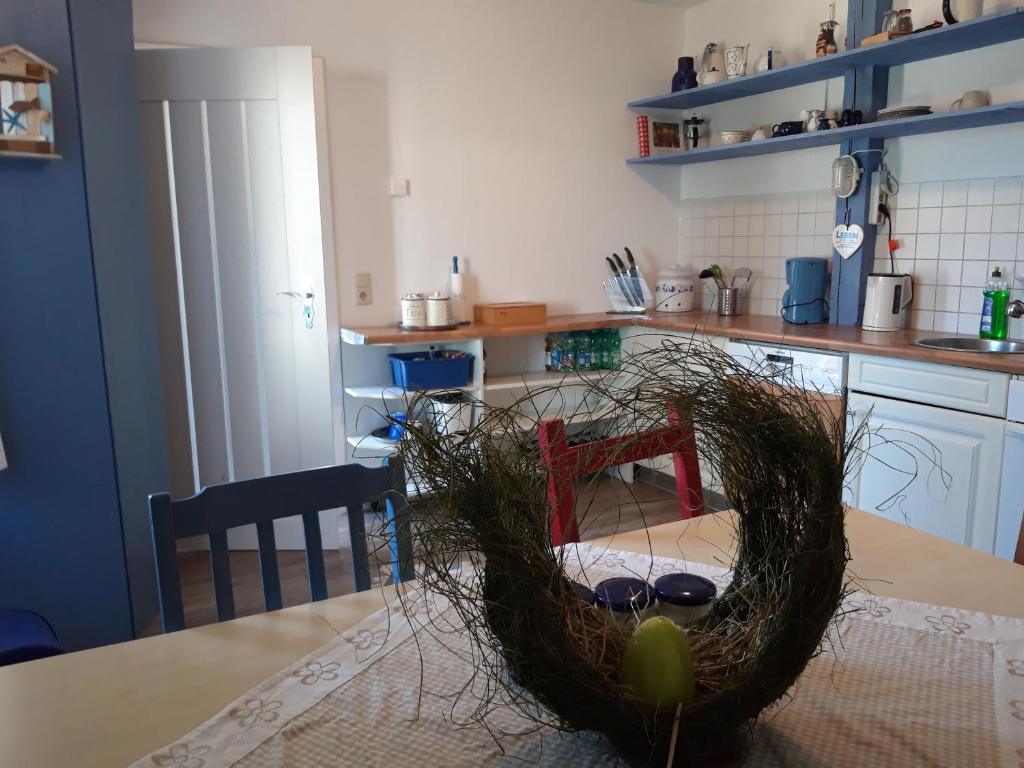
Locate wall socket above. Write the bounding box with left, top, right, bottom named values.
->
left=355, top=272, right=372, bottom=306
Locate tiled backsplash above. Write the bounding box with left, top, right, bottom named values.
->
left=879, top=176, right=1024, bottom=334
left=678, top=190, right=835, bottom=318
left=678, top=178, right=1024, bottom=336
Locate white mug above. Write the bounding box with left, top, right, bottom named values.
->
left=951, top=90, right=990, bottom=111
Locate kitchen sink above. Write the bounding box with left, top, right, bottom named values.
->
left=914, top=337, right=1024, bottom=353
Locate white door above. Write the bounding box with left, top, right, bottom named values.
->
left=847, top=393, right=1005, bottom=553
left=137, top=47, right=338, bottom=548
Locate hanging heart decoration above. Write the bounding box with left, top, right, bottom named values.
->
left=832, top=223, right=864, bottom=259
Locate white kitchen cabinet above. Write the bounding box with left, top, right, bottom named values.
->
left=846, top=392, right=1005, bottom=553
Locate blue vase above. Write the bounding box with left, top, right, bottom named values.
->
left=671, top=57, right=698, bottom=93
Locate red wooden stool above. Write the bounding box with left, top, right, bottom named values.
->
left=537, top=407, right=704, bottom=546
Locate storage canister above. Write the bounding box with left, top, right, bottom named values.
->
left=401, top=293, right=427, bottom=327
left=427, top=292, right=452, bottom=327
left=594, top=577, right=655, bottom=628
left=655, top=266, right=696, bottom=313
left=654, top=573, right=717, bottom=626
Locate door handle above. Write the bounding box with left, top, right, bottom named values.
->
left=277, top=288, right=315, bottom=329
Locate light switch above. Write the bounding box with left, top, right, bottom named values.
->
left=356, top=272, right=372, bottom=306
left=389, top=178, right=411, bottom=197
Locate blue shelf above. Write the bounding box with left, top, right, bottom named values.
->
left=627, top=101, right=1024, bottom=165
left=629, top=7, right=1024, bottom=113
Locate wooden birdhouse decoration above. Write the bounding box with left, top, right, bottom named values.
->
left=0, top=45, right=58, bottom=158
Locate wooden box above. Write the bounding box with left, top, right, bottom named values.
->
left=473, top=302, right=547, bottom=326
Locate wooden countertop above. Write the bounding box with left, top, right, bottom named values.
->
left=3, top=509, right=1023, bottom=768
left=342, top=312, right=1024, bottom=376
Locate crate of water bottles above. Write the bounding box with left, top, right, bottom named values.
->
left=544, top=329, right=621, bottom=372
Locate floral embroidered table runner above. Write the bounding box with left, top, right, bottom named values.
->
left=134, top=544, right=1024, bottom=767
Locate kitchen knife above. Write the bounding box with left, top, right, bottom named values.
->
left=623, top=247, right=645, bottom=305
left=610, top=253, right=641, bottom=306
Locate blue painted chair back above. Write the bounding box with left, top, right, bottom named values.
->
left=148, top=461, right=412, bottom=633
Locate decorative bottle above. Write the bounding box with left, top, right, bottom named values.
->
left=671, top=57, right=698, bottom=93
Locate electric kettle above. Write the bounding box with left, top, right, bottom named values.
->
left=862, top=273, right=913, bottom=332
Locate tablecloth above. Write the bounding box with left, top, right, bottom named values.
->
left=133, top=544, right=1024, bottom=767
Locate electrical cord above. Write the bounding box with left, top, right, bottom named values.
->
left=780, top=297, right=830, bottom=324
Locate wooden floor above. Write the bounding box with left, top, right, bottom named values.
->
left=141, top=475, right=684, bottom=636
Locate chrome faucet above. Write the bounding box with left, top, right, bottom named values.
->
left=1009, top=300, right=1024, bottom=319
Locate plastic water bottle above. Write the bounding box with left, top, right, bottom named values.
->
left=574, top=331, right=592, bottom=370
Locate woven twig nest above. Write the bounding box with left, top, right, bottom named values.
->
left=396, top=336, right=852, bottom=764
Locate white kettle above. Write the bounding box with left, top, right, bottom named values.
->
left=862, top=273, right=913, bottom=331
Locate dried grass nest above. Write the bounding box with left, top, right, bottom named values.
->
left=393, top=336, right=857, bottom=765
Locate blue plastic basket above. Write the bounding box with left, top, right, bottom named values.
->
left=388, top=350, right=474, bottom=390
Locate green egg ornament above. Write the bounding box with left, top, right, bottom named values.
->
left=621, top=616, right=696, bottom=706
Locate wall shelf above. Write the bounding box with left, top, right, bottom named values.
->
left=344, top=384, right=478, bottom=400
left=627, top=100, right=1024, bottom=165
left=482, top=369, right=619, bottom=391
left=0, top=150, right=61, bottom=160
left=629, top=7, right=1024, bottom=113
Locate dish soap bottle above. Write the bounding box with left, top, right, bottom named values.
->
left=980, top=266, right=1009, bottom=340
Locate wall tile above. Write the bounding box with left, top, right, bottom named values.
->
left=964, top=233, right=990, bottom=259
left=936, top=261, right=963, bottom=286
left=914, top=259, right=938, bottom=284
left=965, top=205, right=992, bottom=233
left=677, top=181, right=1022, bottom=328
left=939, top=234, right=965, bottom=261
left=961, top=259, right=989, bottom=287
left=911, top=309, right=934, bottom=330
left=943, top=180, right=969, bottom=207
left=916, top=233, right=940, bottom=259
left=895, top=208, right=918, bottom=234
left=991, top=233, right=1018, bottom=263
left=994, top=177, right=1022, bottom=206
left=967, top=178, right=995, bottom=207
left=957, top=313, right=981, bottom=335
left=897, top=182, right=920, bottom=210
left=917, top=207, right=941, bottom=233
left=992, top=205, right=1020, bottom=233
left=940, top=206, right=966, bottom=233
left=920, top=182, right=944, bottom=208
left=915, top=284, right=936, bottom=310
left=933, top=312, right=959, bottom=332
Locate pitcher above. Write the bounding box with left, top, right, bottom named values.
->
left=725, top=45, right=749, bottom=79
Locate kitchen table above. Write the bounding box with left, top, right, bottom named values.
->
left=2, top=508, right=1022, bottom=768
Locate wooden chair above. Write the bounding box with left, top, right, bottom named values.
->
left=537, top=408, right=704, bottom=546
left=148, top=461, right=413, bottom=633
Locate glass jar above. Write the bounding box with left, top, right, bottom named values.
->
left=654, top=573, right=717, bottom=626
left=594, top=577, right=655, bottom=628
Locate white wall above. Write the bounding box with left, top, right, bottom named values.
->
left=132, top=0, right=690, bottom=323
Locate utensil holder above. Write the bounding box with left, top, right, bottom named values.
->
left=718, top=287, right=743, bottom=316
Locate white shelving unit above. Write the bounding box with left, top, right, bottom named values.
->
left=339, top=328, right=626, bottom=465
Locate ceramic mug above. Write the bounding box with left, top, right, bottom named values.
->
left=725, top=45, right=749, bottom=78
left=772, top=121, right=804, bottom=137
left=951, top=90, right=990, bottom=110
left=750, top=125, right=770, bottom=141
